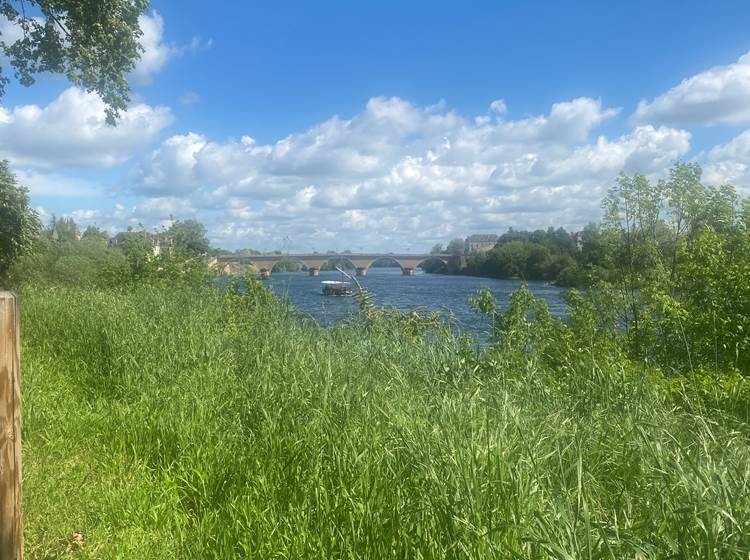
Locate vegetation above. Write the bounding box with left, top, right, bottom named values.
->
left=438, top=163, right=750, bottom=293
left=3, top=214, right=212, bottom=289
left=0, top=0, right=149, bottom=122
left=17, top=278, right=750, bottom=558
left=460, top=227, right=578, bottom=283
left=0, top=160, right=40, bottom=276
left=4, top=160, right=750, bottom=557
left=169, top=219, right=211, bottom=255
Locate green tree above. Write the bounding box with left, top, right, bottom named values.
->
left=49, top=216, right=79, bottom=241
left=446, top=238, right=465, bottom=255
left=430, top=243, right=444, bottom=254
left=0, top=160, right=40, bottom=278
left=495, top=240, right=531, bottom=278
left=168, top=219, right=210, bottom=255
left=596, top=161, right=750, bottom=374
left=601, top=171, right=665, bottom=354
left=0, top=0, right=149, bottom=123
left=81, top=224, right=110, bottom=245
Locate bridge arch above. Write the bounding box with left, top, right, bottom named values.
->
left=259, top=255, right=361, bottom=276
left=215, top=252, right=454, bottom=277
left=364, top=256, right=407, bottom=271
left=315, top=255, right=357, bottom=271
left=270, top=256, right=308, bottom=273
left=414, top=255, right=450, bottom=273
left=361, top=255, right=450, bottom=276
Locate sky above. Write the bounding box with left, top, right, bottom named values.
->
left=2, top=0, right=750, bottom=252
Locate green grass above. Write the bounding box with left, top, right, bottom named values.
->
left=19, top=284, right=750, bottom=558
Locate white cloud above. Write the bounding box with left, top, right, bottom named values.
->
left=489, top=99, right=507, bottom=114
left=131, top=11, right=178, bottom=83
left=120, top=96, right=691, bottom=250
left=179, top=91, right=201, bottom=106
left=60, top=197, right=196, bottom=236
left=634, top=50, right=750, bottom=126
left=0, top=15, right=25, bottom=47
left=702, top=129, right=750, bottom=194
left=0, top=87, right=173, bottom=168
left=14, top=168, right=102, bottom=198
left=132, top=11, right=212, bottom=84
left=3, top=11, right=201, bottom=90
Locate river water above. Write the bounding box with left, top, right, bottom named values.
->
left=265, top=267, right=567, bottom=341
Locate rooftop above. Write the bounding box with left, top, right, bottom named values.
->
left=466, top=234, right=499, bottom=243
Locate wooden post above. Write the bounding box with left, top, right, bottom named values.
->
left=0, top=293, right=22, bottom=560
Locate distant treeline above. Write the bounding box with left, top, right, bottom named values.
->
left=1, top=207, right=214, bottom=288
left=428, top=227, right=589, bottom=285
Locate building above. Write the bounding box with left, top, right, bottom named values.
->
left=465, top=234, right=499, bottom=254
left=109, top=230, right=172, bottom=257
left=571, top=231, right=584, bottom=251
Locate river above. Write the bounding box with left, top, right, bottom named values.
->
left=265, top=267, right=566, bottom=341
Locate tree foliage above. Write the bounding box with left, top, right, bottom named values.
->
left=7, top=216, right=216, bottom=288
left=48, top=215, right=79, bottom=241
left=446, top=238, right=465, bottom=255
left=461, top=227, right=578, bottom=282
left=168, top=219, right=210, bottom=255
left=0, top=0, right=149, bottom=123
left=0, top=159, right=40, bottom=279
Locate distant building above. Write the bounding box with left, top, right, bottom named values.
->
left=571, top=231, right=584, bottom=251
left=109, top=231, right=171, bottom=257
left=465, top=234, right=498, bottom=254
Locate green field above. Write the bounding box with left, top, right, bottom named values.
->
left=20, top=283, right=750, bottom=559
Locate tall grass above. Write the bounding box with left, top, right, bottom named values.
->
left=20, top=284, right=750, bottom=558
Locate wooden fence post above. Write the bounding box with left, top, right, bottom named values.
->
left=0, top=293, right=22, bottom=560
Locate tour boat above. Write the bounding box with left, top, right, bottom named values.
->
left=321, top=280, right=353, bottom=296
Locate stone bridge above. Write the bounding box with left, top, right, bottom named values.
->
left=211, top=253, right=460, bottom=277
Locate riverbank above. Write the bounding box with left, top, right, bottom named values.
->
left=19, top=282, right=750, bottom=558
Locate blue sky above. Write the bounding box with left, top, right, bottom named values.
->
left=2, top=1, right=750, bottom=251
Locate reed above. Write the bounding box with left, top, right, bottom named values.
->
left=20, top=283, right=750, bottom=558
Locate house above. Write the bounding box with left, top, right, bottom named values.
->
left=109, top=231, right=171, bottom=257
left=465, top=234, right=499, bottom=254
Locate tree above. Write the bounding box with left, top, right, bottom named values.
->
left=81, top=224, right=110, bottom=245
left=0, top=160, right=40, bottom=277
left=0, top=0, right=149, bottom=123
left=49, top=216, right=79, bottom=241
left=430, top=243, right=444, bottom=255
left=446, top=238, right=466, bottom=256
left=495, top=240, right=531, bottom=278
left=168, top=219, right=210, bottom=255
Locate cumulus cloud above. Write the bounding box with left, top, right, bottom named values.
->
left=118, top=96, right=691, bottom=250
left=702, top=130, right=750, bottom=194
left=489, top=99, right=507, bottom=114
left=634, top=50, right=750, bottom=126
left=0, top=87, right=173, bottom=168
left=132, top=11, right=212, bottom=84
left=14, top=168, right=102, bottom=198
left=131, top=11, right=177, bottom=83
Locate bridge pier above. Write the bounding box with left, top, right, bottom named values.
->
left=215, top=253, right=452, bottom=278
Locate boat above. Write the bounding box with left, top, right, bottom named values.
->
left=321, top=280, right=353, bottom=296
